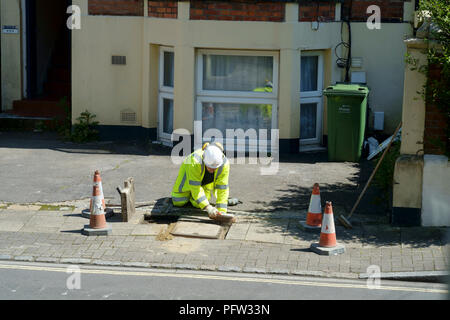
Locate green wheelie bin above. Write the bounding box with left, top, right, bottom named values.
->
left=324, top=84, right=369, bottom=162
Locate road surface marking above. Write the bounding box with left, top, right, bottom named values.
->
left=0, top=263, right=447, bottom=294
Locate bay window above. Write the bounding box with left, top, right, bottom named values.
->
left=196, top=50, right=278, bottom=152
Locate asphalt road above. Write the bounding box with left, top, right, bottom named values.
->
left=0, top=261, right=447, bottom=302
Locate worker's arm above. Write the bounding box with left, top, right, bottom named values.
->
left=186, top=159, right=210, bottom=210
left=215, top=160, right=230, bottom=213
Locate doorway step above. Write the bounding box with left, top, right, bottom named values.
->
left=6, top=29, right=71, bottom=125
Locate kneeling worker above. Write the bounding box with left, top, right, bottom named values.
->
left=171, top=142, right=236, bottom=223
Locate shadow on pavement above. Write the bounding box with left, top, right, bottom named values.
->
left=0, top=131, right=172, bottom=157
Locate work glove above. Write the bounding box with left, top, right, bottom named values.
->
left=205, top=205, right=236, bottom=223
left=228, top=198, right=242, bottom=206
left=205, top=205, right=219, bottom=219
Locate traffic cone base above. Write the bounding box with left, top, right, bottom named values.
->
left=299, top=220, right=322, bottom=233
left=310, top=242, right=345, bottom=256
left=81, top=224, right=112, bottom=236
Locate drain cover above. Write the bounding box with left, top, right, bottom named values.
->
left=171, top=221, right=224, bottom=239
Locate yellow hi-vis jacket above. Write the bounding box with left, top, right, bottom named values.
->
left=171, top=148, right=230, bottom=212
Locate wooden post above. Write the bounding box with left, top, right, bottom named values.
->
left=117, top=177, right=135, bottom=222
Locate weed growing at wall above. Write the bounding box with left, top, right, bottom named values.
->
left=70, top=110, right=99, bottom=143
left=372, top=141, right=401, bottom=212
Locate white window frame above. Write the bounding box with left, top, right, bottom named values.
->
left=300, top=51, right=324, bottom=98
left=158, top=92, right=175, bottom=143
left=299, top=51, right=325, bottom=148
left=196, top=96, right=278, bottom=152
left=299, top=97, right=323, bottom=146
left=158, top=46, right=174, bottom=145
left=195, top=49, right=279, bottom=152
left=196, top=49, right=279, bottom=99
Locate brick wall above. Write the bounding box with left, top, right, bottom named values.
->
left=341, top=0, right=408, bottom=22
left=148, top=1, right=178, bottom=18
left=87, top=0, right=411, bottom=22
left=299, top=1, right=336, bottom=22
left=424, top=64, right=449, bottom=155
left=88, top=0, right=145, bottom=16
left=190, top=0, right=285, bottom=22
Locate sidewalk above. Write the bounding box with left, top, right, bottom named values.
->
left=0, top=132, right=448, bottom=282
left=0, top=201, right=448, bottom=281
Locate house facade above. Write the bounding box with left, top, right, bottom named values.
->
left=1, top=0, right=415, bottom=153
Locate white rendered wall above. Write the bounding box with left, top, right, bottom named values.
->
left=422, top=155, right=450, bottom=227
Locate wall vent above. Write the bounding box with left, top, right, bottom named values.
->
left=112, top=55, right=126, bottom=65
left=120, top=110, right=137, bottom=123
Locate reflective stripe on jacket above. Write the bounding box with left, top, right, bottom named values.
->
left=172, top=149, right=230, bottom=212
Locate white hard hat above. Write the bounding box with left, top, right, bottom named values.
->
left=203, top=145, right=223, bottom=169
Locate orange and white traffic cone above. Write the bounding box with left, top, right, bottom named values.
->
left=82, top=185, right=112, bottom=236
left=82, top=170, right=113, bottom=219
left=90, top=185, right=107, bottom=229
left=310, top=201, right=345, bottom=255
left=90, top=171, right=106, bottom=213
left=299, top=183, right=322, bottom=232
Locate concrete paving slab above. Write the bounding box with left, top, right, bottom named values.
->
left=0, top=221, right=26, bottom=232
left=110, top=228, right=134, bottom=236
left=226, top=222, right=251, bottom=240
left=58, top=224, right=84, bottom=233
left=245, top=219, right=289, bottom=244
left=62, top=215, right=87, bottom=224
left=171, top=221, right=223, bottom=239
left=19, top=226, right=61, bottom=233
left=362, top=225, right=402, bottom=248
left=131, top=223, right=165, bottom=236
left=128, top=212, right=145, bottom=224
left=22, top=216, right=67, bottom=228
left=401, top=227, right=443, bottom=248
left=334, top=225, right=364, bottom=248
left=283, top=218, right=317, bottom=246
left=0, top=212, right=35, bottom=222
left=33, top=210, right=66, bottom=217
left=7, top=205, right=42, bottom=211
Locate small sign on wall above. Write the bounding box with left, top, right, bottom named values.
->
left=2, top=25, right=19, bottom=34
